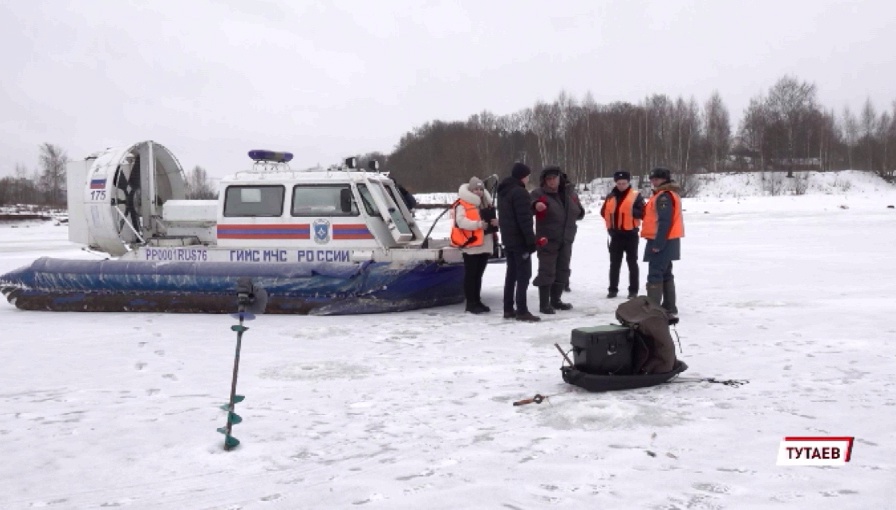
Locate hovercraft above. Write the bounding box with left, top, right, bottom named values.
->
left=0, top=141, right=465, bottom=314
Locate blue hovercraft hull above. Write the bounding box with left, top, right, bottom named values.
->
left=0, top=257, right=465, bottom=315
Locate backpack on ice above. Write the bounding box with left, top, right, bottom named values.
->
left=615, top=296, right=677, bottom=374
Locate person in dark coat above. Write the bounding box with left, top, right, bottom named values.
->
left=396, top=183, right=417, bottom=215
left=600, top=170, right=646, bottom=299
left=496, top=162, right=540, bottom=322
left=642, top=167, right=684, bottom=318
left=530, top=166, right=585, bottom=314
left=561, top=172, right=576, bottom=293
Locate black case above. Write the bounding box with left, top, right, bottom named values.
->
left=570, top=325, right=634, bottom=375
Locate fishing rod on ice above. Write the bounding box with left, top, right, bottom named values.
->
left=512, top=344, right=577, bottom=406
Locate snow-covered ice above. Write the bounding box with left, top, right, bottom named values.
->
left=1, top=171, right=895, bottom=509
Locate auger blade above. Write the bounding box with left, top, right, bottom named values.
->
left=224, top=435, right=240, bottom=449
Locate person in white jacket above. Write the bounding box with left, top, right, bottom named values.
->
left=451, top=177, right=498, bottom=314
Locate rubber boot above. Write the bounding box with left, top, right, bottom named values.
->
left=550, top=283, right=573, bottom=310
left=538, top=286, right=555, bottom=314
left=646, top=282, right=663, bottom=307
left=662, top=278, right=678, bottom=315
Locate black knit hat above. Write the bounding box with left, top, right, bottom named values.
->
left=511, top=162, right=531, bottom=180
left=613, top=170, right=631, bottom=182
left=649, top=167, right=671, bottom=181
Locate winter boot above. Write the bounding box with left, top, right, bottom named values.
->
left=515, top=311, right=541, bottom=322
left=465, top=302, right=488, bottom=314
left=662, top=278, right=678, bottom=316
left=646, top=282, right=663, bottom=307
left=606, top=290, right=618, bottom=298
left=550, top=283, right=573, bottom=310
left=538, top=286, right=555, bottom=315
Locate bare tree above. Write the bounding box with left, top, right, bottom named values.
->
left=841, top=106, right=859, bottom=169
left=876, top=110, right=892, bottom=180
left=860, top=97, right=877, bottom=171
left=531, top=100, right=562, bottom=166
left=704, top=91, right=731, bottom=172
left=815, top=109, right=839, bottom=171
left=38, top=143, right=67, bottom=207
left=739, top=97, right=769, bottom=170
left=186, top=165, right=216, bottom=199
left=766, top=76, right=819, bottom=177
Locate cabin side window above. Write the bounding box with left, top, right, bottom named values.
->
left=291, top=185, right=359, bottom=217
left=374, top=183, right=414, bottom=237
left=356, top=184, right=380, bottom=217
left=223, top=185, right=285, bottom=217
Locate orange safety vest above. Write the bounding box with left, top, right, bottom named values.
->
left=602, top=189, right=641, bottom=230
left=641, top=190, right=684, bottom=240
left=450, top=199, right=484, bottom=248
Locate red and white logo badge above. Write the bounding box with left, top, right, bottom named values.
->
left=777, top=436, right=854, bottom=466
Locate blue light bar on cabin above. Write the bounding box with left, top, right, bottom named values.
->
left=248, top=150, right=294, bottom=163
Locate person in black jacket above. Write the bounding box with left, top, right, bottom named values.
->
left=496, top=162, right=540, bottom=322
left=395, top=182, right=417, bottom=216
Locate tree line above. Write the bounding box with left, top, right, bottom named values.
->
left=381, top=75, right=896, bottom=194
left=5, top=75, right=894, bottom=206
left=0, top=143, right=67, bottom=208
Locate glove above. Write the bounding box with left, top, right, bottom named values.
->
left=526, top=243, right=537, bottom=254
left=536, top=237, right=548, bottom=247
left=534, top=196, right=549, bottom=219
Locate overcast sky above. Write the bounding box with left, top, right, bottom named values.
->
left=2, top=0, right=894, bottom=179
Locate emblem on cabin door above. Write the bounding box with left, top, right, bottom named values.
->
left=313, top=219, right=331, bottom=244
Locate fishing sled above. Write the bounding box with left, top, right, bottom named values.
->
left=559, top=298, right=687, bottom=392
left=561, top=360, right=688, bottom=392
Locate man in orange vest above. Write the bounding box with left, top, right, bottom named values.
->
left=600, top=170, right=645, bottom=299
left=641, top=167, right=684, bottom=318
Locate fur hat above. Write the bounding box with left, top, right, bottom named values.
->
left=613, top=170, right=631, bottom=182
left=541, top=166, right=562, bottom=179
left=649, top=167, right=672, bottom=181
left=468, top=176, right=484, bottom=190
left=511, top=162, right=531, bottom=180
